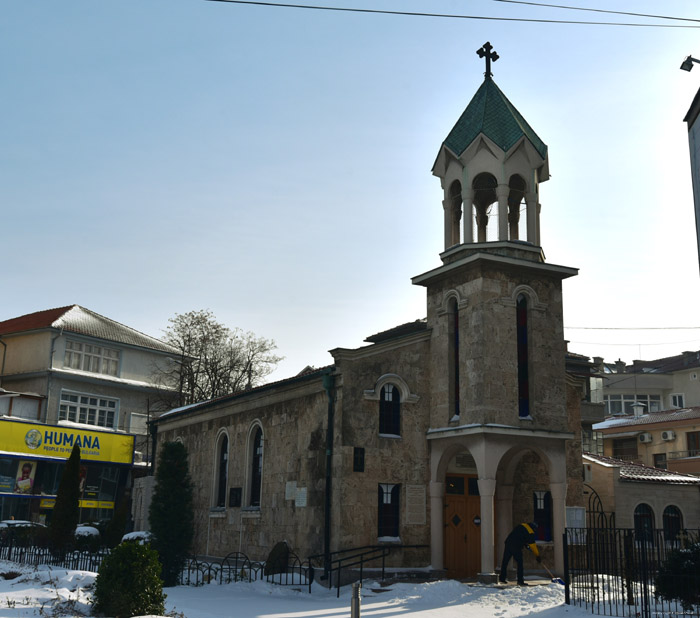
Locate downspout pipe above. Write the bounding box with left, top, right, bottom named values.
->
left=46, top=331, right=62, bottom=424
left=0, top=337, right=6, bottom=387
left=322, top=371, right=335, bottom=578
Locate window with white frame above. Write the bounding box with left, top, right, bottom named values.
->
left=671, top=393, right=685, bottom=409
left=64, top=340, right=120, bottom=376
left=59, top=391, right=118, bottom=428
left=604, top=394, right=661, bottom=415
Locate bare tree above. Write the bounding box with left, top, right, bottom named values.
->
left=154, top=310, right=282, bottom=408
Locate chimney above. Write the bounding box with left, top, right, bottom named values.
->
left=615, top=359, right=626, bottom=374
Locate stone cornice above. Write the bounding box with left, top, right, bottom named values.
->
left=412, top=251, right=578, bottom=287
left=427, top=423, right=574, bottom=441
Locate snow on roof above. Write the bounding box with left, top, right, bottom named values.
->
left=0, top=305, right=180, bottom=355
left=157, top=365, right=335, bottom=421
left=584, top=453, right=700, bottom=485
left=593, top=407, right=700, bottom=430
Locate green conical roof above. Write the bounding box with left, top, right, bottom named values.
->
left=442, top=77, right=547, bottom=160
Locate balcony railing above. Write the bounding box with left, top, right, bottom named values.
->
left=667, top=449, right=700, bottom=460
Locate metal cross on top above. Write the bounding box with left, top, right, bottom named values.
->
left=476, top=41, right=499, bottom=78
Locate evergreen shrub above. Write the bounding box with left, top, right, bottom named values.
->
left=655, top=542, right=700, bottom=611
left=49, top=444, right=81, bottom=550
left=92, top=541, right=165, bottom=618
left=149, top=441, right=194, bottom=586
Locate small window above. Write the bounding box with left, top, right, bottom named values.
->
left=445, top=476, right=464, bottom=495
left=653, top=453, right=667, bottom=469
left=353, top=447, right=365, bottom=472
left=379, top=385, right=400, bottom=436
left=533, top=491, right=552, bottom=541
left=378, top=484, right=400, bottom=538
left=671, top=393, right=685, bottom=409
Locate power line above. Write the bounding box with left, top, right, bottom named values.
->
left=204, top=0, right=700, bottom=28
left=569, top=340, right=700, bottom=347
left=566, top=327, right=700, bottom=331
left=490, top=0, right=700, bottom=25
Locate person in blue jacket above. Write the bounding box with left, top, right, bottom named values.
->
left=499, top=522, right=541, bottom=585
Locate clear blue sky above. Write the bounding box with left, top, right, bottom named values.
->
left=4, top=0, right=700, bottom=381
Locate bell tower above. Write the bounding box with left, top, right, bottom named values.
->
left=432, top=41, right=549, bottom=257
left=414, top=43, right=578, bottom=582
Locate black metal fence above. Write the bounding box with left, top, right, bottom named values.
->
left=565, top=527, right=700, bottom=618
left=0, top=535, right=108, bottom=572
left=178, top=550, right=311, bottom=587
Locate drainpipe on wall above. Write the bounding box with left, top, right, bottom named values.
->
left=322, top=371, right=335, bottom=578
left=46, top=332, right=61, bottom=424
left=0, top=337, right=6, bottom=387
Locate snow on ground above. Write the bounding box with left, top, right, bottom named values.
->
left=0, top=560, right=593, bottom=618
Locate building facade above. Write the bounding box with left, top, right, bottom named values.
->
left=0, top=305, right=180, bottom=523
left=583, top=453, right=700, bottom=533
left=153, top=53, right=585, bottom=582
left=594, top=407, right=700, bottom=475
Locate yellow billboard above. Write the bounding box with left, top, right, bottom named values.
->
left=1, top=420, right=134, bottom=465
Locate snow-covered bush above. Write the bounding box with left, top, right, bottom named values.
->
left=92, top=541, right=165, bottom=618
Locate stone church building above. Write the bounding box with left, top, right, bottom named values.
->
left=152, top=46, right=585, bottom=583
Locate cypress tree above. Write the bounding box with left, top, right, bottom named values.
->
left=49, top=443, right=81, bottom=549
left=149, top=441, right=194, bottom=586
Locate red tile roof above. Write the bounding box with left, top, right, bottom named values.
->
left=0, top=305, right=75, bottom=335
left=0, top=305, right=179, bottom=354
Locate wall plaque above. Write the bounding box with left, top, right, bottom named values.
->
left=405, top=485, right=426, bottom=525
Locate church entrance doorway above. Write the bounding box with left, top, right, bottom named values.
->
left=444, top=474, right=481, bottom=578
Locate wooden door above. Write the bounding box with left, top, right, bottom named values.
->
left=444, top=474, right=481, bottom=578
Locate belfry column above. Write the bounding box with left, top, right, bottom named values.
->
left=550, top=482, right=567, bottom=575
left=462, top=186, right=474, bottom=244
left=443, top=199, right=452, bottom=250
left=429, top=481, right=445, bottom=569
left=525, top=192, right=538, bottom=244
left=477, top=478, right=497, bottom=582
left=496, top=184, right=509, bottom=240
left=495, top=484, right=514, bottom=575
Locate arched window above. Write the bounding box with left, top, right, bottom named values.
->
left=249, top=426, right=263, bottom=507
left=215, top=433, right=228, bottom=508
left=663, top=505, right=683, bottom=543
left=516, top=294, right=530, bottom=418
left=379, top=384, right=400, bottom=436
left=447, top=296, right=460, bottom=419
left=634, top=503, right=655, bottom=543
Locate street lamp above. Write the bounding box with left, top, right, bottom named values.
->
left=681, top=56, right=700, bottom=72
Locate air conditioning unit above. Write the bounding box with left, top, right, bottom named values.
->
left=639, top=432, right=653, bottom=443
left=661, top=430, right=676, bottom=441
